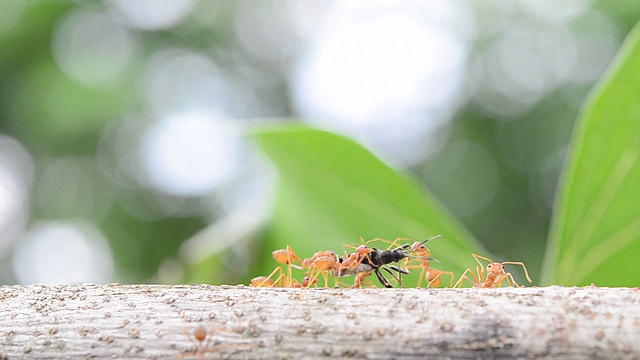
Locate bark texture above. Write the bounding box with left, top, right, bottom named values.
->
left=0, top=284, right=639, bottom=359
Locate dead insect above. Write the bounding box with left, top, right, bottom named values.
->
left=337, top=237, right=438, bottom=288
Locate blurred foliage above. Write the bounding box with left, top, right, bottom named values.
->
left=543, top=20, right=640, bottom=286
left=1, top=1, right=640, bottom=287
left=594, top=0, right=640, bottom=32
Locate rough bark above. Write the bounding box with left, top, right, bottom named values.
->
left=0, top=284, right=639, bottom=359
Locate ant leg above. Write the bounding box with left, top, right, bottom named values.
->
left=389, top=237, right=412, bottom=249
left=502, top=273, right=522, bottom=287
left=263, top=267, right=284, bottom=287
left=285, top=245, right=303, bottom=266
left=417, top=268, right=427, bottom=288
left=181, top=327, right=201, bottom=353
left=353, top=271, right=368, bottom=288
left=454, top=268, right=478, bottom=288
left=331, top=269, right=345, bottom=288
left=305, top=267, right=321, bottom=289
left=273, top=272, right=286, bottom=287
left=202, top=326, right=225, bottom=351
left=285, top=245, right=304, bottom=286
left=251, top=266, right=284, bottom=287
left=320, top=270, right=330, bottom=288
left=369, top=237, right=405, bottom=249
left=475, top=265, right=486, bottom=285
left=501, top=261, right=533, bottom=283
left=473, top=253, right=494, bottom=265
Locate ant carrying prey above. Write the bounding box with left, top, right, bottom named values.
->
left=335, top=236, right=439, bottom=288
left=248, top=234, right=468, bottom=289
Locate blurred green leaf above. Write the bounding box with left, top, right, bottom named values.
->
left=251, top=125, right=487, bottom=285
left=10, top=61, right=133, bottom=155
left=543, top=21, right=640, bottom=286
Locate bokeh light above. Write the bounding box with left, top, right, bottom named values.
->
left=472, top=5, right=620, bottom=119
left=140, top=111, right=242, bottom=197
left=293, top=0, right=470, bottom=165
left=142, top=48, right=230, bottom=114
left=12, top=221, right=114, bottom=284
left=106, top=0, right=197, bottom=31
left=52, top=7, right=138, bottom=87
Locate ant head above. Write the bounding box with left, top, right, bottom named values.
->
left=302, top=276, right=317, bottom=287
left=410, top=242, right=431, bottom=254
left=486, top=262, right=504, bottom=273
left=355, top=244, right=371, bottom=254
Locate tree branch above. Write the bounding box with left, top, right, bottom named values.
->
left=0, top=284, right=639, bottom=359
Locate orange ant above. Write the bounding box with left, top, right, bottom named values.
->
left=304, top=250, right=341, bottom=287
left=405, top=239, right=454, bottom=288
left=271, top=245, right=303, bottom=287
left=250, top=266, right=286, bottom=287
left=454, top=254, right=533, bottom=288
left=338, top=237, right=413, bottom=288
left=252, top=248, right=337, bottom=288
left=337, top=244, right=375, bottom=288
left=177, top=324, right=250, bottom=360
left=291, top=276, right=318, bottom=288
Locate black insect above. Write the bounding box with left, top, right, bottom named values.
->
left=361, top=246, right=412, bottom=288
left=335, top=236, right=439, bottom=288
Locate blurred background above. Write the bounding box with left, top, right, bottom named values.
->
left=0, top=0, right=638, bottom=285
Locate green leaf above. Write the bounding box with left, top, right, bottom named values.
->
left=251, top=124, right=487, bottom=285
left=542, top=21, right=640, bottom=286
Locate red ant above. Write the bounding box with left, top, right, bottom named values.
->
left=405, top=239, right=454, bottom=288
left=250, top=266, right=286, bottom=287
left=454, top=254, right=532, bottom=288
left=291, top=276, right=318, bottom=288
left=252, top=245, right=311, bottom=287
left=252, top=247, right=338, bottom=288
left=304, top=250, right=341, bottom=287
left=177, top=324, right=250, bottom=360
left=337, top=244, right=375, bottom=288
left=271, top=245, right=303, bottom=287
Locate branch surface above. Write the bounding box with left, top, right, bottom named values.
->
left=0, top=284, right=639, bottom=359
